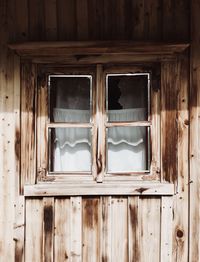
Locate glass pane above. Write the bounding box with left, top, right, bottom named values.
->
left=49, top=127, right=91, bottom=172
left=107, top=126, right=150, bottom=172
left=49, top=76, right=92, bottom=123
left=107, top=74, right=149, bottom=122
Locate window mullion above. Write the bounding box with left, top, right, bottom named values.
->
left=94, top=64, right=105, bottom=183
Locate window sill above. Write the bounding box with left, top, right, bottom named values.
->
left=24, top=182, right=174, bottom=196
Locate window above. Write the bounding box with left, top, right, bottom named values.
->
left=37, top=65, right=160, bottom=183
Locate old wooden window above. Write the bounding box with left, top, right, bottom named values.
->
left=10, top=41, right=188, bottom=195
left=37, top=65, right=160, bottom=184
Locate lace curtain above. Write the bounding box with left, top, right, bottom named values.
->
left=52, top=108, right=147, bottom=172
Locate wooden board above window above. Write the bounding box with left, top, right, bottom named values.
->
left=9, top=41, right=189, bottom=64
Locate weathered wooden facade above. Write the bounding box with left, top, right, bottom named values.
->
left=0, top=0, right=199, bottom=261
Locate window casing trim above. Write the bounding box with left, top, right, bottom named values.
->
left=36, top=64, right=161, bottom=184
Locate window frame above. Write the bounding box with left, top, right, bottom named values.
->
left=11, top=41, right=189, bottom=196
left=36, top=64, right=161, bottom=184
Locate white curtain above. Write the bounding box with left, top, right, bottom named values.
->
left=52, top=108, right=146, bottom=172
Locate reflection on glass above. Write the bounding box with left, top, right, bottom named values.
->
left=49, top=128, right=91, bottom=172
left=49, top=76, right=92, bottom=122
left=107, top=74, right=149, bottom=122
left=107, top=126, right=149, bottom=172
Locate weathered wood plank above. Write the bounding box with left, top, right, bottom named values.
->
left=128, top=196, right=140, bottom=262
left=140, top=197, right=160, bottom=262
left=21, top=62, right=37, bottom=188
left=162, top=0, right=176, bottom=41
left=24, top=182, right=174, bottom=196
left=70, top=197, right=82, bottom=261
left=144, top=0, right=162, bottom=40
left=161, top=61, right=179, bottom=185
left=43, top=197, right=54, bottom=262
left=88, top=0, right=104, bottom=40
left=13, top=55, right=25, bottom=262
left=76, top=0, right=89, bottom=40
left=0, top=49, right=15, bottom=261
left=160, top=196, right=173, bottom=262
left=14, top=196, right=25, bottom=262
left=190, top=1, right=200, bottom=260
left=57, top=0, right=77, bottom=40
left=172, top=54, right=189, bottom=262
left=9, top=41, right=189, bottom=56
left=131, top=0, right=145, bottom=40
left=111, top=197, right=128, bottom=262
left=54, top=198, right=71, bottom=261
left=14, top=0, right=29, bottom=42
left=25, top=199, right=43, bottom=262
left=82, top=197, right=100, bottom=261
left=100, top=196, right=112, bottom=262
left=28, top=0, right=45, bottom=40
left=44, top=0, right=57, bottom=40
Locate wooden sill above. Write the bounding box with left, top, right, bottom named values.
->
left=9, top=41, right=189, bottom=64
left=24, top=182, right=174, bottom=196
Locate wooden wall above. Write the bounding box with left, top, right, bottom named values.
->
left=0, top=0, right=199, bottom=261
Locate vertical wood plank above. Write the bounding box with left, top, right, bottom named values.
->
left=15, top=0, right=29, bottom=42
left=162, top=0, right=176, bottom=41
left=21, top=62, right=37, bottom=188
left=88, top=0, right=104, bottom=40
left=101, top=196, right=112, bottom=262
left=57, top=0, right=77, bottom=40
left=0, top=48, right=15, bottom=262
left=131, top=0, right=145, bottom=40
left=54, top=198, right=71, bottom=262
left=160, top=196, right=173, bottom=262
left=173, top=0, right=190, bottom=41
left=14, top=196, right=25, bottom=262
left=70, top=197, right=82, bottom=262
left=28, top=0, right=45, bottom=40
left=190, top=1, right=200, bottom=261
left=140, top=197, right=160, bottom=262
left=103, top=0, right=114, bottom=40
left=0, top=1, right=15, bottom=260
left=82, top=197, right=100, bottom=262
left=128, top=196, right=140, bottom=262
left=44, top=0, right=57, bottom=40
left=13, top=55, right=25, bottom=262
left=161, top=61, right=179, bottom=185
left=43, top=197, right=54, bottom=262
left=76, top=0, right=89, bottom=40
left=25, top=199, right=43, bottom=262
left=144, top=0, right=162, bottom=40
left=172, top=54, right=189, bottom=262
left=111, top=197, right=128, bottom=262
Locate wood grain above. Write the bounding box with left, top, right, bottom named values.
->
left=54, top=198, right=71, bottom=261
left=25, top=199, right=43, bottom=262
left=21, top=62, right=37, bottom=187
left=82, top=197, right=100, bottom=261
left=190, top=0, right=200, bottom=260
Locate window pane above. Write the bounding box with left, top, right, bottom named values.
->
left=49, top=76, right=92, bottom=122
left=107, top=126, right=150, bottom=172
left=107, top=74, right=149, bottom=122
left=49, top=127, right=91, bottom=172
